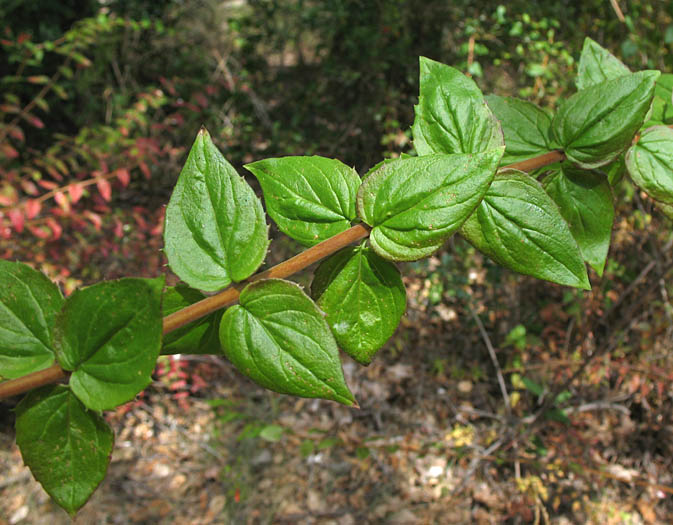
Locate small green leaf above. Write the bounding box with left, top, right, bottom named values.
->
left=357, top=149, right=504, bottom=261
left=161, top=285, right=222, bottom=355
left=460, top=170, right=590, bottom=289
left=655, top=199, right=673, bottom=220
left=54, top=277, right=164, bottom=411
left=245, top=156, right=360, bottom=246
left=164, top=128, right=269, bottom=292
left=486, top=95, right=554, bottom=165
left=15, top=385, right=114, bottom=516
left=626, top=126, right=673, bottom=205
left=219, top=279, right=356, bottom=406
left=412, top=56, right=504, bottom=155
left=543, top=166, right=614, bottom=276
left=0, top=260, right=63, bottom=379
left=576, top=37, right=630, bottom=90
left=259, top=424, right=285, bottom=442
left=552, top=71, right=660, bottom=168
left=311, top=245, right=406, bottom=365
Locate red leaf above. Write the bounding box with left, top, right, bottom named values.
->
left=8, top=208, right=23, bottom=232
left=36, top=179, right=58, bottom=190
left=25, top=115, right=44, bottom=129
left=115, top=168, right=130, bottom=187
left=53, top=191, right=70, bottom=213
left=68, top=183, right=83, bottom=203
left=1, top=143, right=18, bottom=159
left=25, top=199, right=41, bottom=219
left=45, top=218, right=62, bottom=240
left=20, top=180, right=38, bottom=195
left=85, top=211, right=102, bottom=230
left=97, top=178, right=111, bottom=202
left=8, top=126, right=24, bottom=142
left=139, top=162, right=151, bottom=179
left=29, top=225, right=50, bottom=239
left=114, top=218, right=123, bottom=238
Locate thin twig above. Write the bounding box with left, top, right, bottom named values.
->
left=469, top=306, right=511, bottom=418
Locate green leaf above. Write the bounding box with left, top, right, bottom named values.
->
left=15, top=385, right=114, bottom=516
left=311, top=245, right=406, bottom=365
left=356, top=149, right=504, bottom=261
left=485, top=95, right=554, bottom=165
left=576, top=37, right=630, bottom=90
left=219, top=279, right=356, bottom=406
left=164, top=128, right=269, bottom=292
left=161, top=285, right=222, bottom=355
left=0, top=260, right=63, bottom=379
left=626, top=126, right=673, bottom=205
left=654, top=199, right=673, bottom=220
left=54, top=277, right=164, bottom=411
left=460, top=170, right=590, bottom=289
left=552, top=71, right=660, bottom=169
left=245, top=156, right=360, bottom=246
left=643, top=75, right=673, bottom=128
left=543, top=166, right=614, bottom=276
left=412, top=56, right=504, bottom=155
left=259, top=424, right=285, bottom=442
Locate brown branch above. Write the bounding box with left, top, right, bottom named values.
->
left=0, top=149, right=565, bottom=401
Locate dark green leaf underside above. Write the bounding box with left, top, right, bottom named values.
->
left=543, top=165, right=614, bottom=276
left=15, top=385, right=114, bottom=517
left=312, top=245, right=406, bottom=365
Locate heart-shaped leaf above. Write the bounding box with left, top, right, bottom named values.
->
left=311, top=245, right=406, bottom=365
left=0, top=260, right=63, bottom=379
left=552, top=71, right=659, bottom=168
left=626, top=126, right=673, bottom=205
left=576, top=37, right=630, bottom=90
left=164, top=128, right=269, bottom=292
left=412, top=56, right=503, bottom=155
left=245, top=156, right=360, bottom=246
left=486, top=95, right=555, bottom=164
left=461, top=170, right=590, bottom=289
left=54, top=277, right=164, bottom=411
left=161, top=285, right=222, bottom=355
left=219, top=279, right=356, bottom=406
left=357, top=149, right=503, bottom=261
left=15, top=385, right=114, bottom=517
left=542, top=165, right=614, bottom=276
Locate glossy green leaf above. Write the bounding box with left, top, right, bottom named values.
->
left=219, top=279, right=356, bottom=406
left=161, top=285, right=222, bottom=355
left=15, top=385, right=114, bottom=517
left=542, top=166, right=614, bottom=276
left=245, top=156, right=360, bottom=246
left=164, top=128, right=269, bottom=292
left=412, top=56, right=503, bottom=155
left=643, top=74, right=673, bottom=128
left=461, top=170, right=590, bottom=289
left=626, top=126, right=673, bottom=205
left=552, top=71, right=660, bottom=168
left=54, top=277, right=164, bottom=411
left=311, top=245, right=406, bottom=365
left=0, top=260, right=63, bottom=379
left=654, top=199, right=673, bottom=220
left=576, top=37, right=630, bottom=90
left=485, top=95, right=554, bottom=164
left=357, top=149, right=504, bottom=261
